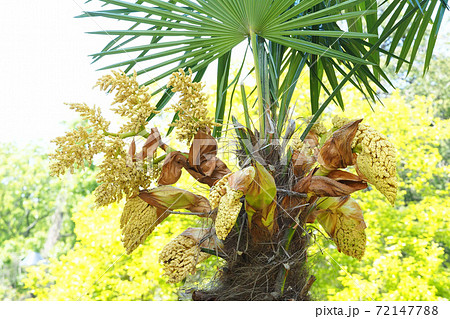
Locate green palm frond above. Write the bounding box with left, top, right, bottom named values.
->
left=353, top=0, right=449, bottom=74
left=82, top=0, right=447, bottom=137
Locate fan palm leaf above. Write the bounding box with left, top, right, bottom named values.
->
left=81, top=0, right=447, bottom=137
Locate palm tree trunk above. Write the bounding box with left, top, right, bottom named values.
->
left=193, top=140, right=315, bottom=300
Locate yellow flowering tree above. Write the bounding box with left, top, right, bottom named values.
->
left=45, top=0, right=448, bottom=301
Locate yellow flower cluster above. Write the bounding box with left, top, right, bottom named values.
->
left=67, top=103, right=110, bottom=132
left=93, top=137, right=151, bottom=207
left=310, top=119, right=327, bottom=136
left=331, top=116, right=350, bottom=130
left=334, top=212, right=366, bottom=260
left=352, top=123, right=397, bottom=205
left=332, top=116, right=397, bottom=205
left=291, top=138, right=318, bottom=156
left=167, top=69, right=219, bottom=143
left=215, top=186, right=243, bottom=240
left=49, top=103, right=110, bottom=177
left=49, top=126, right=105, bottom=177
left=210, top=173, right=244, bottom=239
left=95, top=70, right=158, bottom=133
left=291, top=138, right=304, bottom=152
left=120, top=196, right=158, bottom=254
left=159, top=234, right=209, bottom=283
left=291, top=118, right=326, bottom=151
left=50, top=71, right=162, bottom=209
left=209, top=172, right=232, bottom=209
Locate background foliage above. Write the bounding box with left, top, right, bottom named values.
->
left=0, top=144, right=96, bottom=300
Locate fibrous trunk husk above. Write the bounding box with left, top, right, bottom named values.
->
left=191, top=141, right=314, bottom=301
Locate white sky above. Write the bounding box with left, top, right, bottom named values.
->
left=0, top=1, right=448, bottom=148
left=0, top=1, right=113, bottom=146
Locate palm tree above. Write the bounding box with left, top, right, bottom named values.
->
left=66, top=0, right=447, bottom=300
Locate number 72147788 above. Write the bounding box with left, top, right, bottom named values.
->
left=376, top=305, right=438, bottom=316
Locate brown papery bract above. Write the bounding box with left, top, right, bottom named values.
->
left=138, top=186, right=211, bottom=214
left=185, top=128, right=231, bottom=186
left=135, top=127, right=162, bottom=161
left=318, top=119, right=362, bottom=170
left=157, top=151, right=188, bottom=185
left=227, top=166, right=255, bottom=193
left=307, top=175, right=367, bottom=197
